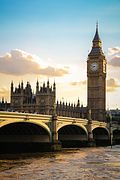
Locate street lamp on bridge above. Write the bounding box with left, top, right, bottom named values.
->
left=107, top=112, right=113, bottom=148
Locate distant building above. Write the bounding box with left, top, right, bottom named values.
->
left=0, top=98, right=10, bottom=111
left=107, top=109, right=120, bottom=124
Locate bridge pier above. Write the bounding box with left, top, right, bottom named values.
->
left=51, top=114, right=62, bottom=151
left=87, top=109, right=96, bottom=147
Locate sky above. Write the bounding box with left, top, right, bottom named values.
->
left=0, top=0, right=120, bottom=109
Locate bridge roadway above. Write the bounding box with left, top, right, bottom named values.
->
left=0, top=111, right=120, bottom=150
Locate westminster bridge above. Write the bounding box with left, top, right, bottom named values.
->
left=0, top=111, right=120, bottom=152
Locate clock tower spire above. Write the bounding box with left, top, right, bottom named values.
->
left=87, top=23, right=107, bottom=121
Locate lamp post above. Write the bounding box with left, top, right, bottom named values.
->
left=109, top=112, right=113, bottom=149
left=87, top=109, right=95, bottom=147
left=51, top=102, right=61, bottom=151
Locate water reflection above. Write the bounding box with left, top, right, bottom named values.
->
left=0, top=146, right=120, bottom=179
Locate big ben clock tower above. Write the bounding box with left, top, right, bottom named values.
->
left=87, top=23, right=107, bottom=121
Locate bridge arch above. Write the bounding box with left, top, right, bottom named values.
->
left=58, top=124, right=88, bottom=147
left=57, top=123, right=88, bottom=135
left=0, top=120, right=51, bottom=136
left=0, top=121, right=50, bottom=143
left=92, top=127, right=110, bottom=146
left=92, top=125, right=110, bottom=135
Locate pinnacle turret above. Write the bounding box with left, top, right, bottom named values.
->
left=36, top=79, right=39, bottom=93
left=47, top=79, right=49, bottom=88
left=18, top=82, right=20, bottom=89
left=11, top=81, right=14, bottom=92
left=43, top=82, right=45, bottom=88
left=53, top=81, right=56, bottom=92
left=89, top=22, right=103, bottom=56
left=21, top=81, right=23, bottom=89
left=93, top=22, right=101, bottom=42
left=77, top=98, right=80, bottom=107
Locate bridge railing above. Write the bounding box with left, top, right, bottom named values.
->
left=0, top=111, right=51, bottom=122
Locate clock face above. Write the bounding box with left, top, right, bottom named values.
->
left=90, top=62, right=98, bottom=71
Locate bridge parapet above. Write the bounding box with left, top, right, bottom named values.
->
left=112, top=123, right=120, bottom=131
left=91, top=120, right=108, bottom=131
left=92, top=120, right=107, bottom=126
left=57, top=116, right=88, bottom=135
left=0, top=111, right=51, bottom=122
left=0, top=111, right=110, bottom=131
left=57, top=116, right=88, bottom=124
left=0, top=111, right=120, bottom=149
left=0, top=111, right=52, bottom=135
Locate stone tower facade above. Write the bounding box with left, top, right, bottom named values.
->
left=87, top=23, right=107, bottom=121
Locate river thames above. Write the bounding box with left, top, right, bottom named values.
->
left=0, top=146, right=120, bottom=180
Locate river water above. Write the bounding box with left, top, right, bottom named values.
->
left=0, top=146, right=120, bottom=180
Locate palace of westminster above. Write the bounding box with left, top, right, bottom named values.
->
left=0, top=24, right=108, bottom=121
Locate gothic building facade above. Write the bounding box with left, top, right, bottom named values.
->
left=10, top=80, right=56, bottom=115
left=9, top=80, right=87, bottom=118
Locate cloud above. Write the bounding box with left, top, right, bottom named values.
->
left=108, top=47, right=120, bottom=56
left=109, top=55, right=120, bottom=67
left=107, top=78, right=120, bottom=92
left=108, top=46, right=120, bottom=67
left=0, top=49, right=69, bottom=76
left=40, top=66, right=68, bottom=76
left=70, top=79, right=120, bottom=92
left=70, top=80, right=87, bottom=86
